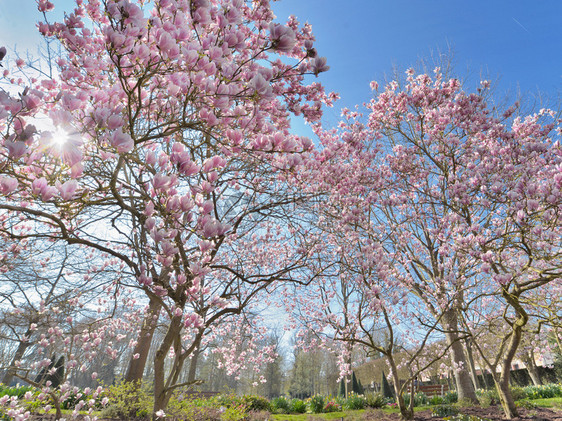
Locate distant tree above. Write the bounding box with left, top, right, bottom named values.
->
left=381, top=371, right=394, bottom=400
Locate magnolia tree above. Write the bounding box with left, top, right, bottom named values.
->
left=0, top=285, right=137, bottom=420
left=0, top=0, right=334, bottom=415
left=288, top=210, right=458, bottom=419
left=305, top=69, right=561, bottom=418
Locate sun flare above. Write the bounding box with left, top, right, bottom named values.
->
left=51, top=127, right=70, bottom=148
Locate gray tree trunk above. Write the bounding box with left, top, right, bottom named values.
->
left=442, top=309, right=478, bottom=403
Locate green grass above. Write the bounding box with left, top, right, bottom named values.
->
left=526, top=397, right=562, bottom=408
left=271, top=410, right=364, bottom=420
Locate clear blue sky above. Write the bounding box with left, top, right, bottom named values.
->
left=2, top=0, right=561, bottom=124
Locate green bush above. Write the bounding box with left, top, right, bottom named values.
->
left=476, top=388, right=499, bottom=407
left=289, top=398, right=306, bottom=414
left=523, top=383, right=562, bottom=399
left=242, top=395, right=270, bottom=412
left=431, top=404, right=459, bottom=417
left=443, top=390, right=458, bottom=404
left=308, top=395, right=325, bottom=413
left=270, top=396, right=290, bottom=414
left=365, top=392, right=386, bottom=408
left=428, top=394, right=444, bottom=405
left=516, top=399, right=537, bottom=409
left=99, top=380, right=152, bottom=420
left=216, top=393, right=245, bottom=408
left=219, top=404, right=247, bottom=421
left=0, top=385, right=35, bottom=399
left=403, top=391, right=428, bottom=407
left=509, top=386, right=527, bottom=401
left=344, top=392, right=367, bottom=410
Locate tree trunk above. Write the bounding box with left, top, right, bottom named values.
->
left=495, top=370, right=518, bottom=419
left=492, top=289, right=529, bottom=419
left=387, top=355, right=413, bottom=420
left=2, top=329, right=32, bottom=385
left=186, top=342, right=201, bottom=383
left=125, top=298, right=161, bottom=383
left=153, top=315, right=183, bottom=416
left=464, top=338, right=480, bottom=390
left=523, top=350, right=542, bottom=386
left=442, top=309, right=478, bottom=403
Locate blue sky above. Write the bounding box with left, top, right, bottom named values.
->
left=2, top=0, right=561, bottom=126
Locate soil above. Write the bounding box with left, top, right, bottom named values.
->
left=358, top=405, right=562, bottom=421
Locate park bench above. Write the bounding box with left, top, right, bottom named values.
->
left=408, top=383, right=449, bottom=396
left=182, top=390, right=220, bottom=400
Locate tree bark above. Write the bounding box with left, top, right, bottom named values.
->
left=124, top=298, right=161, bottom=384
left=492, top=289, right=529, bottom=419
left=522, top=350, right=542, bottom=386
left=186, top=340, right=201, bottom=384
left=464, top=338, right=481, bottom=390
left=388, top=356, right=413, bottom=420
left=153, top=315, right=183, bottom=416
left=442, top=309, right=478, bottom=403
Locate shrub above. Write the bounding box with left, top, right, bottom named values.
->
left=431, top=404, right=459, bottom=417
left=323, top=400, right=341, bottom=413
left=477, top=388, right=499, bottom=407
left=344, top=392, right=367, bottom=410
left=270, top=396, right=290, bottom=414
left=216, top=393, right=245, bottom=408
left=443, top=390, right=458, bottom=404
left=289, top=398, right=307, bottom=414
left=516, top=399, right=537, bottom=409
left=242, top=395, right=270, bottom=412
left=219, top=404, right=247, bottom=421
left=428, top=394, right=444, bottom=405
left=309, top=395, right=325, bottom=413
left=402, top=391, right=428, bottom=407
left=0, top=385, right=36, bottom=399
left=365, top=392, right=386, bottom=408
left=509, top=386, right=527, bottom=401
left=99, top=380, right=152, bottom=420
left=523, top=383, right=562, bottom=399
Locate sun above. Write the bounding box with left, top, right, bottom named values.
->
left=51, top=126, right=70, bottom=148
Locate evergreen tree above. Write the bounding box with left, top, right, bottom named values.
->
left=338, top=379, right=346, bottom=397
left=351, top=371, right=362, bottom=394
left=382, top=371, right=394, bottom=399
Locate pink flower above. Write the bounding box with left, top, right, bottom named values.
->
left=312, top=56, right=329, bottom=76
left=250, top=74, right=272, bottom=98
left=56, top=179, right=78, bottom=200
left=110, top=130, right=134, bottom=153
left=37, top=0, right=55, bottom=12
left=4, top=140, right=26, bottom=158
left=0, top=176, right=18, bottom=194
left=269, top=23, right=296, bottom=53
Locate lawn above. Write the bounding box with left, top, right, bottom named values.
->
left=525, top=397, right=562, bottom=408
